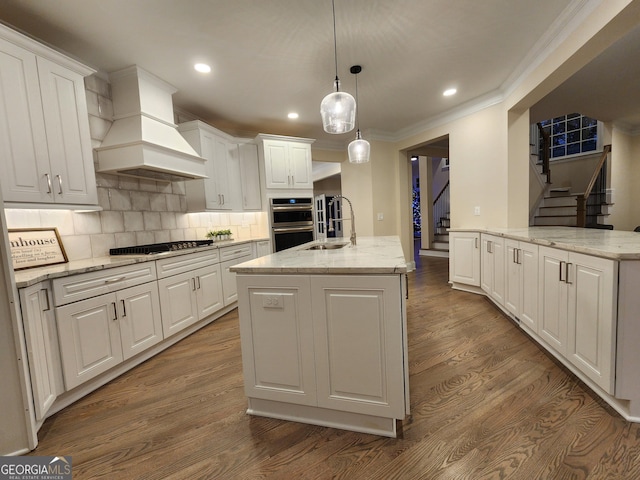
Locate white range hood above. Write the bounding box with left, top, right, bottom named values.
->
left=95, top=66, right=207, bottom=182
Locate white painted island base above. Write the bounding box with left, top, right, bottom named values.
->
left=232, top=237, right=410, bottom=437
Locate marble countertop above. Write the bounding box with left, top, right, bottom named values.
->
left=13, top=238, right=267, bottom=288
left=230, top=236, right=408, bottom=274
left=449, top=227, right=640, bottom=260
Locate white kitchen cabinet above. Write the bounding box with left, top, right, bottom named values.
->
left=220, top=243, right=254, bottom=306
left=311, top=275, right=406, bottom=418
left=254, top=240, right=272, bottom=257
left=538, top=246, right=617, bottom=393
left=480, top=234, right=505, bottom=305
left=180, top=121, right=237, bottom=211
left=257, top=134, right=314, bottom=190
left=449, top=232, right=480, bottom=287
left=156, top=248, right=226, bottom=337
left=238, top=275, right=317, bottom=406
left=237, top=273, right=407, bottom=420
left=56, top=281, right=163, bottom=390
left=0, top=25, right=97, bottom=206
left=504, top=239, right=538, bottom=331
left=238, top=143, right=262, bottom=210
left=19, top=283, right=63, bottom=421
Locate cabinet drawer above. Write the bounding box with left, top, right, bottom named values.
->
left=53, top=262, right=157, bottom=306
left=155, top=249, right=220, bottom=279
left=220, top=243, right=253, bottom=262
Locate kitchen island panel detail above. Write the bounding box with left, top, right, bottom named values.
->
left=238, top=275, right=316, bottom=406
left=311, top=275, right=405, bottom=418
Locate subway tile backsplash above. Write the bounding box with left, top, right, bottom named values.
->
left=4, top=73, right=268, bottom=261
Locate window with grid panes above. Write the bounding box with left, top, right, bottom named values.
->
left=538, top=114, right=599, bottom=159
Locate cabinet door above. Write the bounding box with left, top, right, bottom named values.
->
left=263, top=140, right=290, bottom=189
left=519, top=243, right=539, bottom=331
left=255, top=240, right=272, bottom=257
left=449, top=232, right=480, bottom=286
left=239, top=143, right=262, bottom=210
left=0, top=39, right=52, bottom=203
left=221, top=255, right=251, bottom=306
left=490, top=237, right=505, bottom=305
left=56, top=294, right=123, bottom=390
left=504, top=239, right=521, bottom=317
left=538, top=246, right=568, bottom=355
left=157, top=270, right=199, bottom=337
left=237, top=275, right=316, bottom=406
left=199, top=130, right=220, bottom=210
left=37, top=57, right=97, bottom=205
left=567, top=253, right=617, bottom=393
left=311, top=275, right=406, bottom=418
left=212, top=135, right=232, bottom=209
left=289, top=142, right=313, bottom=189
left=117, top=283, right=163, bottom=360
left=20, top=284, right=59, bottom=420
left=195, top=264, right=224, bottom=319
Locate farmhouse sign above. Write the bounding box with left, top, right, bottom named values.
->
left=8, top=228, right=68, bottom=270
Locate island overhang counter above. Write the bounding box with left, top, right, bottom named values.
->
left=230, top=236, right=410, bottom=437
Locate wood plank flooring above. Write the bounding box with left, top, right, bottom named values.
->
left=28, top=255, right=640, bottom=479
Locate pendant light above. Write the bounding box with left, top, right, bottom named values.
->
left=348, top=65, right=370, bottom=164
left=320, top=0, right=356, bottom=134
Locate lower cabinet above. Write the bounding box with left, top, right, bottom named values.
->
left=19, top=283, right=63, bottom=421
left=157, top=263, right=224, bottom=337
left=481, top=233, right=505, bottom=305
left=504, top=239, right=538, bottom=331
left=449, top=232, right=480, bottom=287
left=238, top=274, right=407, bottom=419
left=538, top=246, right=617, bottom=393
left=56, top=281, right=162, bottom=390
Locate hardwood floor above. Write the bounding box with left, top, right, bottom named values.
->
left=29, top=255, right=640, bottom=479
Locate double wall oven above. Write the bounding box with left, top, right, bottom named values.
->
left=270, top=197, right=314, bottom=252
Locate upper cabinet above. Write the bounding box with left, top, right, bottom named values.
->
left=256, top=134, right=314, bottom=191
left=0, top=25, right=98, bottom=207
left=179, top=121, right=262, bottom=211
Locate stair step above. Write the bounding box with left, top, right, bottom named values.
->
left=542, top=195, right=579, bottom=207
left=432, top=241, right=450, bottom=251
left=549, top=187, right=572, bottom=196
left=533, top=215, right=577, bottom=226
left=539, top=205, right=577, bottom=217
left=433, top=234, right=449, bottom=243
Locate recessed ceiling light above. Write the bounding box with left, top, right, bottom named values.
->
left=288, top=112, right=299, bottom=119
left=194, top=63, right=211, bottom=73
left=443, top=88, right=457, bottom=97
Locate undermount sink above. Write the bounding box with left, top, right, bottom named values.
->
left=306, top=243, right=349, bottom=250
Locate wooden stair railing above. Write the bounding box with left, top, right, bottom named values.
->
left=536, top=123, right=551, bottom=184
left=576, top=144, right=611, bottom=228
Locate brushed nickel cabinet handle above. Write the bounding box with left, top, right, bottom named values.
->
left=45, top=173, right=52, bottom=194
left=559, top=261, right=566, bottom=282
left=56, top=174, right=63, bottom=194
left=565, top=262, right=573, bottom=285
left=121, top=299, right=126, bottom=317
left=112, top=302, right=118, bottom=320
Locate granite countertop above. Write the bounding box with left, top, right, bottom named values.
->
left=13, top=238, right=267, bottom=288
left=449, top=227, right=640, bottom=260
left=230, top=236, right=408, bottom=274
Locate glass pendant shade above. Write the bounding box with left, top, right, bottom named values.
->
left=348, top=129, right=370, bottom=163
left=321, top=82, right=356, bottom=134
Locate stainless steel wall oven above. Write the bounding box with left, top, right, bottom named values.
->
left=270, top=197, right=314, bottom=252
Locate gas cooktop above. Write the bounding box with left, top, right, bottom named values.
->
left=109, top=240, right=213, bottom=256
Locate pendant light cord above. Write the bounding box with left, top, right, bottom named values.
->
left=354, top=73, right=360, bottom=131
left=331, top=0, right=339, bottom=90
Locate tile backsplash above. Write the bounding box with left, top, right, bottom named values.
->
left=4, top=74, right=268, bottom=261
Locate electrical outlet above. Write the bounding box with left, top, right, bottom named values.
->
left=474, top=206, right=481, bottom=216
left=262, top=294, right=284, bottom=309
left=377, top=213, right=384, bottom=220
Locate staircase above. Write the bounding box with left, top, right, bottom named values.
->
left=534, top=187, right=612, bottom=227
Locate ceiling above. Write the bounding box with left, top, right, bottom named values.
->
left=2, top=0, right=637, bottom=149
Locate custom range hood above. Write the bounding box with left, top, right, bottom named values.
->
left=95, top=66, right=206, bottom=182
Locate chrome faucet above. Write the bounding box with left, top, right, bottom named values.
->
left=328, top=195, right=356, bottom=246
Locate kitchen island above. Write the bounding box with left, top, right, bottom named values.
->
left=230, top=236, right=409, bottom=437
